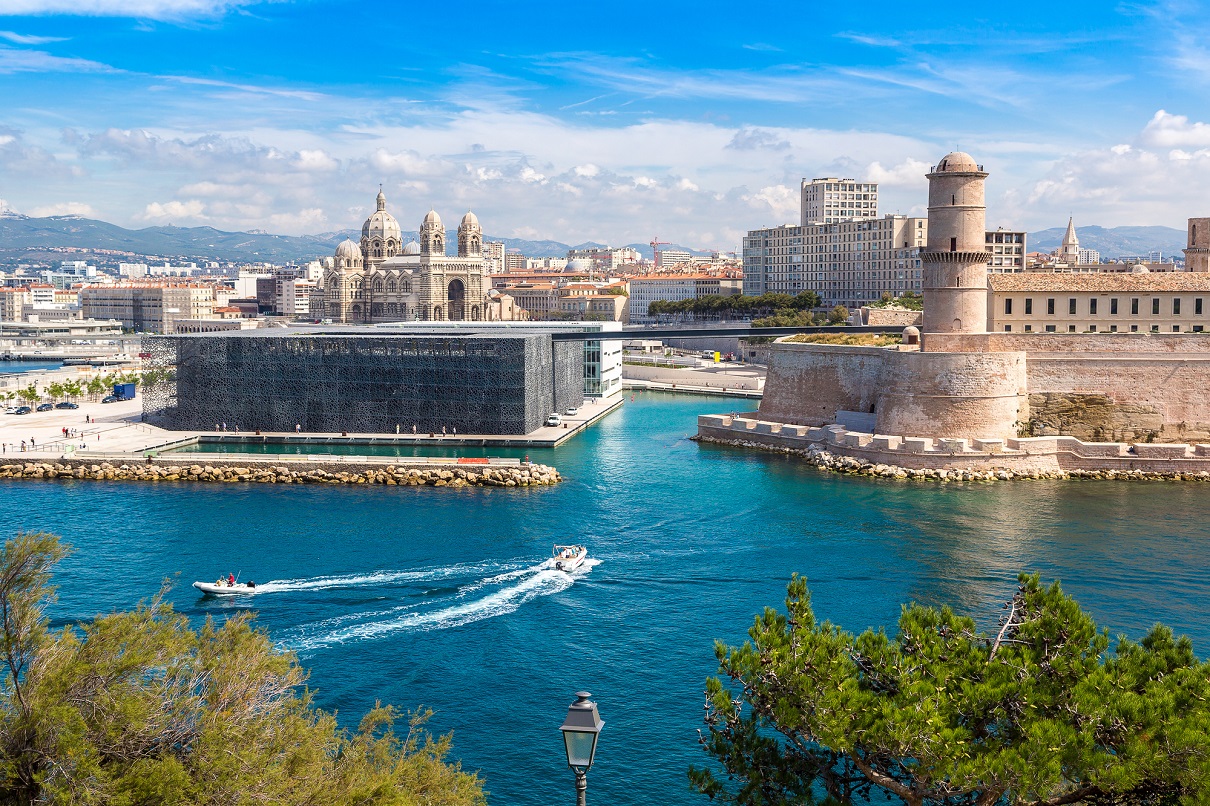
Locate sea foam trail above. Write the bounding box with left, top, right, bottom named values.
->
left=290, top=559, right=600, bottom=651
left=246, top=561, right=514, bottom=594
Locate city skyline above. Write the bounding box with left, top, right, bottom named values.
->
left=0, top=0, right=1208, bottom=249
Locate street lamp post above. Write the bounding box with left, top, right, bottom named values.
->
left=560, top=691, right=604, bottom=806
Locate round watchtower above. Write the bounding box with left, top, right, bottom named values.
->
left=921, top=152, right=991, bottom=335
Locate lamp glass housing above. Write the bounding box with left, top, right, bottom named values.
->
left=562, top=728, right=598, bottom=769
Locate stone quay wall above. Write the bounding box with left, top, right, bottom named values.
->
left=757, top=343, right=1027, bottom=441
left=0, top=457, right=561, bottom=488
left=698, top=414, right=1210, bottom=479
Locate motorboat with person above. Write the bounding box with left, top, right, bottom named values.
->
left=192, top=575, right=259, bottom=596
left=551, top=544, right=588, bottom=572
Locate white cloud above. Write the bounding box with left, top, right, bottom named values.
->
left=0, top=31, right=67, bottom=44
left=28, top=201, right=94, bottom=217
left=294, top=149, right=338, bottom=171
left=141, top=199, right=206, bottom=221
left=1139, top=109, right=1210, bottom=148
left=865, top=158, right=931, bottom=187
left=0, top=0, right=271, bottom=19
left=997, top=110, right=1210, bottom=228
left=0, top=46, right=114, bottom=74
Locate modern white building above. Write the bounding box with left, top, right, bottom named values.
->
left=800, top=178, right=879, bottom=225
left=628, top=275, right=742, bottom=322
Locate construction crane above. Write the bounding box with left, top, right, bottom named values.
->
left=649, top=236, right=671, bottom=268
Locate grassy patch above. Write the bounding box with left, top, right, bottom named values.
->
left=781, top=333, right=901, bottom=347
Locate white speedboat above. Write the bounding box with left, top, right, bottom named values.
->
left=551, top=544, right=588, bottom=572
left=192, top=580, right=259, bottom=596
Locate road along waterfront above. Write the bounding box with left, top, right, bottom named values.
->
left=3, top=390, right=1210, bottom=804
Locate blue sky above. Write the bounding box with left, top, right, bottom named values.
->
left=0, top=0, right=1208, bottom=249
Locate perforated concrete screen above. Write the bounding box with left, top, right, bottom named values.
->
left=142, top=331, right=583, bottom=435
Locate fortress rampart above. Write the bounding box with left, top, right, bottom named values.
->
left=704, top=150, right=1210, bottom=467
left=758, top=344, right=1026, bottom=441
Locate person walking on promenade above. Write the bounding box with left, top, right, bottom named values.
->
left=412, top=423, right=417, bottom=435
left=295, top=423, right=301, bottom=434
left=441, top=425, right=447, bottom=437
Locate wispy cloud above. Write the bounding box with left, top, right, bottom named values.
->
left=0, top=30, right=66, bottom=44
left=0, top=0, right=274, bottom=19
left=0, top=46, right=115, bottom=74
left=742, top=42, right=781, bottom=52
left=162, top=75, right=328, bottom=102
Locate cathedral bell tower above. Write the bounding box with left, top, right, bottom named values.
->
left=457, top=211, right=482, bottom=257
left=420, top=209, right=445, bottom=255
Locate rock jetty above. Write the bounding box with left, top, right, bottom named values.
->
left=0, top=460, right=561, bottom=488
left=695, top=436, right=1210, bottom=483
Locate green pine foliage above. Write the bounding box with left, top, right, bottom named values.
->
left=648, top=291, right=822, bottom=320
left=690, top=574, right=1210, bottom=806
left=0, top=533, right=486, bottom=806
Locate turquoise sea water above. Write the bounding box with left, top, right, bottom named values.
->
left=3, top=390, right=1210, bottom=804
left=0, top=361, right=63, bottom=375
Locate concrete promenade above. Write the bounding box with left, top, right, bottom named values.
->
left=1, top=393, right=624, bottom=464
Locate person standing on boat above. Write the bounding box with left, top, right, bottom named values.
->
left=228, top=573, right=235, bottom=586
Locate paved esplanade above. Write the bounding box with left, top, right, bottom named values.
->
left=0, top=395, right=620, bottom=460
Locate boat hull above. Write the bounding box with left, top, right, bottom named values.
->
left=551, top=545, right=588, bottom=572
left=193, top=581, right=257, bottom=596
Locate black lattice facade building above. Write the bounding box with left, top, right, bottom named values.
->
left=142, top=331, right=584, bottom=435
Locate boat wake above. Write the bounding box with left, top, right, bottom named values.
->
left=247, top=561, right=512, bottom=594
left=283, top=557, right=601, bottom=652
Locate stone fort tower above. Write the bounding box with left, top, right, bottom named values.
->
left=921, top=152, right=992, bottom=338
left=1186, top=218, right=1210, bottom=273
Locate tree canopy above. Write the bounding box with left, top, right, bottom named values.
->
left=690, top=574, right=1210, bottom=806
left=0, top=532, right=486, bottom=806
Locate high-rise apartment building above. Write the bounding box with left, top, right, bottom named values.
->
left=985, top=229, right=1028, bottom=272
left=800, top=178, right=879, bottom=225
left=743, top=216, right=927, bottom=308
left=81, top=284, right=215, bottom=333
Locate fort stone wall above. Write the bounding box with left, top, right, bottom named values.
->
left=757, top=343, right=1027, bottom=441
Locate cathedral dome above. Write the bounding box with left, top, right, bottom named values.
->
left=460, top=211, right=480, bottom=228
left=403, top=240, right=421, bottom=256
left=423, top=209, right=443, bottom=228
left=362, top=208, right=402, bottom=244
left=335, top=239, right=361, bottom=260
left=933, top=151, right=980, bottom=172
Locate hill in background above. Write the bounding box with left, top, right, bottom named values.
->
left=1028, top=225, right=1187, bottom=259
left=3, top=213, right=1183, bottom=268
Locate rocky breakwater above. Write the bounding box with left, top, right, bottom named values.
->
left=0, top=460, right=562, bottom=488
left=696, top=436, right=1210, bottom=483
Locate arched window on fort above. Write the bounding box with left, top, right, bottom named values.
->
left=950, top=237, right=957, bottom=252
left=403, top=281, right=412, bottom=293
left=387, top=279, right=396, bottom=293
left=373, top=279, right=384, bottom=292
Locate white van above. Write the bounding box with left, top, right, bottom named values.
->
left=545, top=413, right=562, bottom=427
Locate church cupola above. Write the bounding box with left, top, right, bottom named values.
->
left=458, top=211, right=482, bottom=257
left=420, top=209, right=445, bottom=255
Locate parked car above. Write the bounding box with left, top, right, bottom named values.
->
left=564, top=407, right=579, bottom=416
left=545, top=413, right=562, bottom=427
left=35, top=403, right=53, bottom=412
left=55, top=402, right=79, bottom=410
left=3, top=407, right=18, bottom=415
left=14, top=406, right=31, bottom=415
left=101, top=395, right=118, bottom=403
